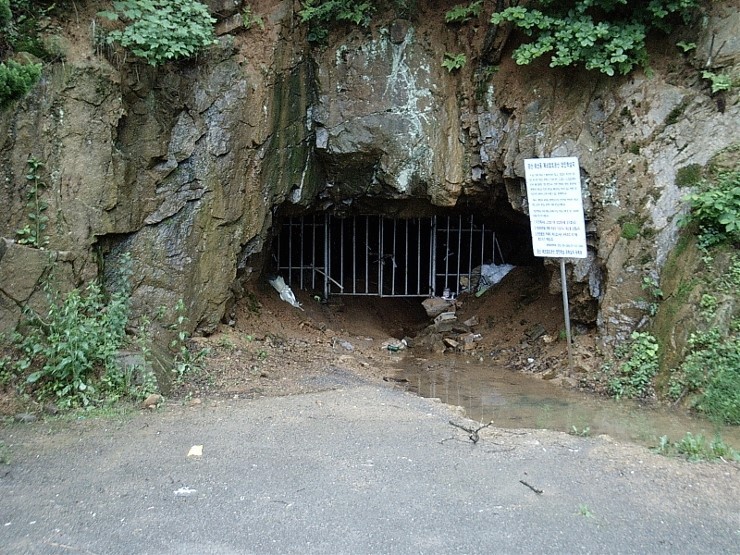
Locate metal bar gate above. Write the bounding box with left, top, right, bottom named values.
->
left=275, top=215, right=503, bottom=298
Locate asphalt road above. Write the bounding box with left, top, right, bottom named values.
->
left=1, top=383, right=738, bottom=554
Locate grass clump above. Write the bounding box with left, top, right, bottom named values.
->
left=621, top=221, right=640, bottom=240
left=655, top=433, right=739, bottom=461
left=675, top=164, right=703, bottom=188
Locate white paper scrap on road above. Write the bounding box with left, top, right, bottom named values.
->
left=174, top=487, right=197, bottom=497
left=524, top=157, right=587, bottom=258
left=187, top=445, right=203, bottom=458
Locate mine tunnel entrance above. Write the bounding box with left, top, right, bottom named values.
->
left=272, top=211, right=538, bottom=300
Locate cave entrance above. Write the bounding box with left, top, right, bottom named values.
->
left=274, top=214, right=512, bottom=299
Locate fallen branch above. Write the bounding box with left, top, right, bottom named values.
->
left=519, top=480, right=543, bottom=495
left=449, top=420, right=494, bottom=444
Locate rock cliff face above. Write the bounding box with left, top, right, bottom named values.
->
left=0, top=0, right=738, bottom=349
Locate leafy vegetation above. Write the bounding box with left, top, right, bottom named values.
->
left=298, top=0, right=374, bottom=43
left=490, top=0, right=699, bottom=76
left=682, top=170, right=740, bottom=247
left=445, top=0, right=482, bottom=24
left=0, top=59, right=42, bottom=107
left=656, top=433, right=739, bottom=461
left=242, top=4, right=265, bottom=31
left=442, top=52, right=467, bottom=72
left=15, top=156, right=49, bottom=248
left=13, top=257, right=141, bottom=409
left=701, top=70, right=732, bottom=95
left=99, top=0, right=217, bottom=66
left=0, top=0, right=11, bottom=27
left=666, top=252, right=740, bottom=425
left=169, top=299, right=208, bottom=385
left=608, top=331, right=659, bottom=399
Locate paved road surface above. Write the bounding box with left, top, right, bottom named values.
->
left=1, top=383, right=738, bottom=554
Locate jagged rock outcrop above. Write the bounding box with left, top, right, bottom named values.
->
left=0, top=0, right=738, bottom=351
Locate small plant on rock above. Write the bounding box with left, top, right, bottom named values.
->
left=609, top=331, right=659, bottom=399
left=445, top=1, right=482, bottom=24
left=15, top=156, right=48, bottom=249
left=298, top=0, right=374, bottom=43
left=442, top=52, right=467, bottom=72
left=682, top=170, right=740, bottom=248
left=169, top=299, right=208, bottom=384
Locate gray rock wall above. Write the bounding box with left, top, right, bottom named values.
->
left=0, top=0, right=738, bottom=348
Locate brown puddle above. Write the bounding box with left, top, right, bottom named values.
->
left=395, top=357, right=740, bottom=449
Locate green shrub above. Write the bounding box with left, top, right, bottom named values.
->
left=0, top=59, right=42, bottom=107
left=0, top=0, right=11, bottom=27
left=13, top=254, right=155, bottom=409
left=670, top=328, right=740, bottom=425
left=490, top=0, right=699, bottom=76
left=99, top=0, right=217, bottom=66
left=683, top=170, right=740, bottom=246
left=609, top=331, right=659, bottom=399
left=298, top=0, right=374, bottom=42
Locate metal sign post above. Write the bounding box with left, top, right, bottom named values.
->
left=523, top=157, right=587, bottom=371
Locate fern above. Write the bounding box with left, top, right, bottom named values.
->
left=445, top=0, right=482, bottom=23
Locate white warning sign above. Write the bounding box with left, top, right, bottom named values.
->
left=524, top=157, right=587, bottom=258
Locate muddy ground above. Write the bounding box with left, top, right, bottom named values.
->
left=179, top=266, right=598, bottom=403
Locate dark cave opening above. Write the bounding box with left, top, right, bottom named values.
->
left=268, top=201, right=541, bottom=302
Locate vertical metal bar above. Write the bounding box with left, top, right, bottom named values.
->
left=340, top=218, right=345, bottom=297
left=491, top=229, right=495, bottom=266
left=288, top=217, right=293, bottom=286
left=311, top=215, right=316, bottom=290
left=365, top=216, right=369, bottom=294
left=480, top=223, right=485, bottom=270
left=276, top=221, right=282, bottom=273
left=468, top=215, right=473, bottom=293
left=561, top=258, right=574, bottom=371
left=404, top=219, right=409, bottom=295
left=379, top=217, right=384, bottom=297
left=444, top=215, right=451, bottom=291
left=391, top=219, right=397, bottom=296
left=324, top=214, right=330, bottom=298
left=430, top=216, right=436, bottom=296
left=352, top=217, right=357, bottom=295
left=417, top=219, right=421, bottom=295
left=300, top=216, right=305, bottom=289
left=455, top=214, right=462, bottom=296
left=496, top=233, right=506, bottom=265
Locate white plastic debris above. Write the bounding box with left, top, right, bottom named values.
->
left=187, top=445, right=203, bottom=458
left=268, top=276, right=303, bottom=310
left=174, top=487, right=197, bottom=497
left=476, top=263, right=515, bottom=296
